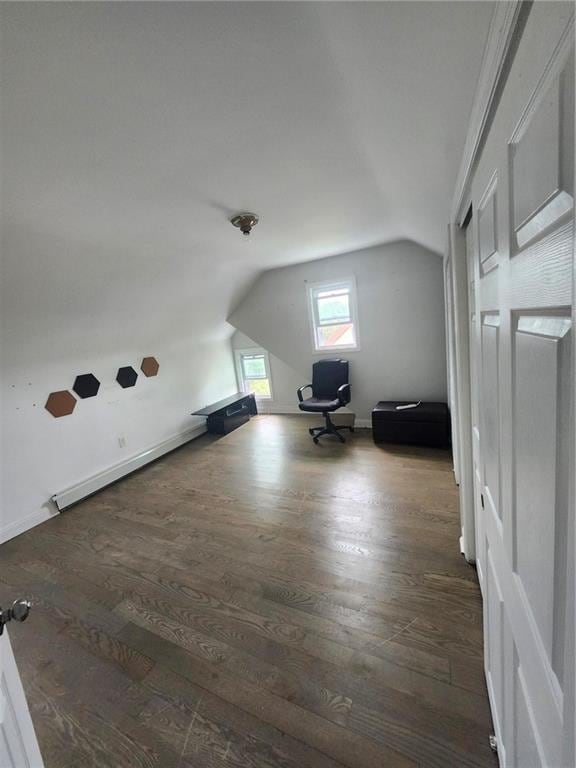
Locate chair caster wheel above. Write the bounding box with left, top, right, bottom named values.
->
left=308, top=428, right=315, bottom=436
left=313, top=437, right=319, bottom=444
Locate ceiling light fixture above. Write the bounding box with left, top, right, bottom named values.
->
left=230, top=212, right=259, bottom=236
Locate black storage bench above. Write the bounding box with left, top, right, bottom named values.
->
left=372, top=401, right=450, bottom=448
left=192, top=392, right=257, bottom=435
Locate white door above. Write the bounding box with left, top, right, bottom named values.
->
left=1, top=628, right=44, bottom=768
left=468, top=4, right=574, bottom=766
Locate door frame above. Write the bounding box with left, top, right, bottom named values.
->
left=443, top=252, right=460, bottom=486
left=447, top=222, right=475, bottom=563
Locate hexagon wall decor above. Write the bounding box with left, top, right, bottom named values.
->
left=45, top=390, right=77, bottom=418
left=141, top=357, right=159, bottom=377
left=116, top=366, right=138, bottom=388
left=73, top=373, right=101, bottom=399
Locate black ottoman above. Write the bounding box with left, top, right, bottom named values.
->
left=372, top=401, right=450, bottom=448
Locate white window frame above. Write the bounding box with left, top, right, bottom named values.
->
left=306, top=276, right=360, bottom=353
left=234, top=348, right=273, bottom=400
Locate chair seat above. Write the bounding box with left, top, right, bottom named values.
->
left=299, top=397, right=340, bottom=413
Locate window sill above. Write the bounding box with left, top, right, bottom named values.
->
left=313, top=345, right=361, bottom=354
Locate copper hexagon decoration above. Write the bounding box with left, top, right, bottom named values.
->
left=141, top=356, right=159, bottom=377
left=45, top=390, right=77, bottom=418
left=116, top=366, right=138, bottom=388
left=73, top=373, right=101, bottom=399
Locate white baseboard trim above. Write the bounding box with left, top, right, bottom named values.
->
left=0, top=507, right=60, bottom=545
left=257, top=405, right=372, bottom=429
left=257, top=403, right=301, bottom=414
left=53, top=422, right=207, bottom=511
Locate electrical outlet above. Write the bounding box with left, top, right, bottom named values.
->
left=118, top=436, right=126, bottom=448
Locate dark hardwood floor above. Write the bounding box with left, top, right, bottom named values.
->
left=0, top=415, right=496, bottom=768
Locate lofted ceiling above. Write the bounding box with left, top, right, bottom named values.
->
left=2, top=1, right=493, bottom=346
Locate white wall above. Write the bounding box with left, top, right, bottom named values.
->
left=229, top=241, right=447, bottom=420
left=1, top=6, right=255, bottom=542
left=0, top=240, right=238, bottom=542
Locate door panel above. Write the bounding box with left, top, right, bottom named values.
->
left=478, top=176, right=499, bottom=276
left=513, top=315, right=571, bottom=679
left=510, top=55, right=574, bottom=251
left=480, top=314, right=501, bottom=523
left=467, top=4, right=574, bottom=766
left=486, top=546, right=505, bottom=738
left=514, top=661, right=542, bottom=768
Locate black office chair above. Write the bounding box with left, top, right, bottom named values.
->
left=297, top=359, right=353, bottom=444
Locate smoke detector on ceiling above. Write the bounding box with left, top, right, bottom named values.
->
left=230, top=212, right=259, bottom=236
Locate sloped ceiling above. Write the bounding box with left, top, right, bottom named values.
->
left=2, top=1, right=493, bottom=348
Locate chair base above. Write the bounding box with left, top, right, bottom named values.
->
left=308, top=412, right=354, bottom=444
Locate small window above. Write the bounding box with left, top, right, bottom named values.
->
left=235, top=349, right=273, bottom=399
left=307, top=277, right=359, bottom=352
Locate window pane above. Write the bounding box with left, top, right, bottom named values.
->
left=242, top=355, right=266, bottom=378
left=316, top=322, right=355, bottom=348
left=246, top=378, right=271, bottom=398
left=317, top=292, right=350, bottom=324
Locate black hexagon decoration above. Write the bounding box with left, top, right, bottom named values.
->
left=73, top=373, right=100, bottom=399
left=116, top=366, right=138, bottom=389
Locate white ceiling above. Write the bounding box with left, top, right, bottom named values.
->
left=2, top=2, right=493, bottom=338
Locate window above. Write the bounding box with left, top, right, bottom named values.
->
left=307, top=277, right=359, bottom=352
left=235, top=349, right=273, bottom=399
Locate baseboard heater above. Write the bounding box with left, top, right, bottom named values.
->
left=52, top=423, right=207, bottom=511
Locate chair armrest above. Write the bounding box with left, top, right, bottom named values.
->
left=297, top=384, right=313, bottom=403
left=337, top=383, right=351, bottom=406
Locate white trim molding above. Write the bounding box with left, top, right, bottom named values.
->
left=256, top=403, right=302, bottom=415
left=0, top=507, right=59, bottom=546
left=52, top=422, right=207, bottom=511
left=449, top=223, right=476, bottom=563
left=451, top=0, right=526, bottom=224
left=256, top=405, right=370, bottom=428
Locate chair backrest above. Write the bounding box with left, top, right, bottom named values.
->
left=312, top=359, right=349, bottom=399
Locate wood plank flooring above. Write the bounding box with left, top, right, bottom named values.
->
left=0, top=415, right=496, bottom=768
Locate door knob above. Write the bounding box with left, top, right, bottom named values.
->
left=0, top=599, right=31, bottom=635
